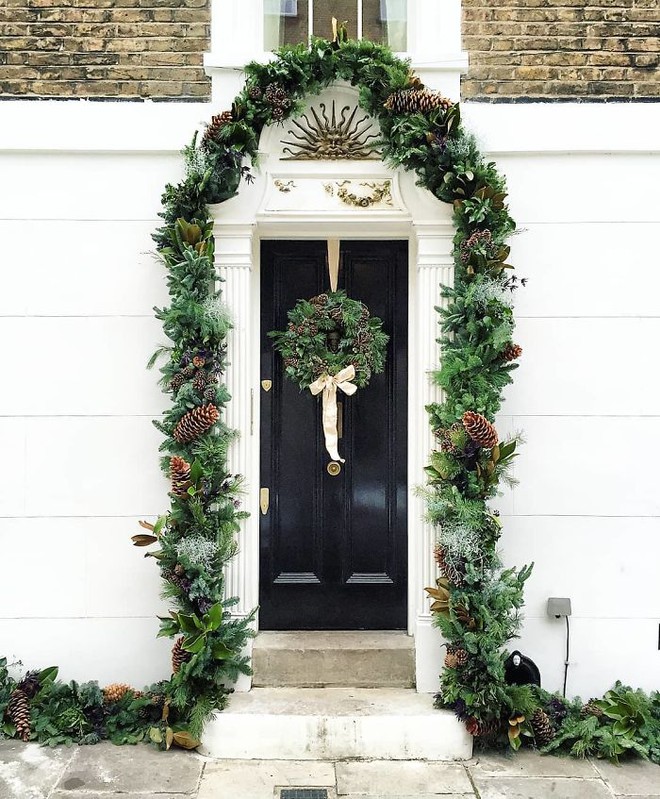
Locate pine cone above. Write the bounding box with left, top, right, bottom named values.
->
left=531, top=707, right=555, bottom=745
left=192, top=355, right=206, bottom=368
left=193, top=370, right=208, bottom=392
left=437, top=422, right=465, bottom=456
left=466, top=716, right=498, bottom=738
left=434, top=545, right=464, bottom=586
left=581, top=700, right=604, bottom=719
left=7, top=689, right=31, bottom=741
left=444, top=646, right=468, bottom=669
left=384, top=88, right=453, bottom=115
left=502, top=343, right=523, bottom=363
left=170, top=456, right=191, bottom=497
left=173, top=404, right=219, bottom=444
left=169, top=372, right=186, bottom=393
left=203, top=386, right=217, bottom=402
left=162, top=569, right=190, bottom=593
left=172, top=637, right=191, bottom=674
left=248, top=85, right=262, bottom=100
left=103, top=683, right=132, bottom=704
left=202, top=111, right=233, bottom=148
left=311, top=293, right=329, bottom=306
left=17, top=670, right=41, bottom=700
left=462, top=411, right=498, bottom=449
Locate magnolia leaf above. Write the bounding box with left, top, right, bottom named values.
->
left=207, top=602, right=224, bottom=630
left=173, top=730, right=201, bottom=750
left=38, top=666, right=58, bottom=684
left=149, top=726, right=163, bottom=744
left=165, top=726, right=174, bottom=750
left=212, top=642, right=233, bottom=661
left=132, top=534, right=158, bottom=547
left=138, top=520, right=155, bottom=531
left=183, top=633, right=205, bottom=654
left=162, top=701, right=170, bottom=722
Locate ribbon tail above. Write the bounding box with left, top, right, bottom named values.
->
left=322, top=385, right=344, bottom=463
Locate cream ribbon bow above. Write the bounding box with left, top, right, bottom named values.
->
left=309, top=365, right=357, bottom=462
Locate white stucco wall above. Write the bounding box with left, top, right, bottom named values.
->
left=1, top=100, right=659, bottom=696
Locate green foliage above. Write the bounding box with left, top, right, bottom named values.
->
left=537, top=684, right=660, bottom=764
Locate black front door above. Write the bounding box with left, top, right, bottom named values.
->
left=259, top=240, right=408, bottom=629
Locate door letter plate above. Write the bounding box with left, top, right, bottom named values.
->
left=260, top=487, right=270, bottom=514
left=261, top=380, right=272, bottom=392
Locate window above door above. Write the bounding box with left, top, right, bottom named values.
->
left=264, top=0, right=408, bottom=52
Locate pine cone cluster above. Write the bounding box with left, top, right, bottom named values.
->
left=173, top=404, right=219, bottom=444
left=462, top=411, right=498, bottom=449
left=7, top=689, right=31, bottom=741
left=530, top=707, right=555, bottom=745
left=103, top=683, right=132, bottom=703
left=172, top=637, right=191, bottom=674
left=459, top=229, right=495, bottom=263
left=264, top=83, right=292, bottom=121
left=170, top=456, right=191, bottom=497
left=202, top=110, right=233, bottom=149
left=444, top=646, right=468, bottom=669
left=384, top=88, right=453, bottom=115
left=502, top=343, right=523, bottom=362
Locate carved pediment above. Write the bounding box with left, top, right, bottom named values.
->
left=280, top=100, right=380, bottom=161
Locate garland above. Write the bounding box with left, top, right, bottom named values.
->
left=0, top=37, right=531, bottom=748
left=269, top=291, right=388, bottom=390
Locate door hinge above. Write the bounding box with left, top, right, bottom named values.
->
left=260, top=487, right=270, bottom=515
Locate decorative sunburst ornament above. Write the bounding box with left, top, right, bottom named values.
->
left=281, top=101, right=379, bottom=160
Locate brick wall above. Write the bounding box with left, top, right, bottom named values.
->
left=462, top=0, right=660, bottom=101
left=0, top=0, right=210, bottom=100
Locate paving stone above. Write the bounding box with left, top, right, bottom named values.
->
left=335, top=761, right=473, bottom=795
left=56, top=742, right=203, bottom=794
left=593, top=758, right=660, bottom=796
left=472, top=776, right=614, bottom=799
left=198, top=759, right=336, bottom=799
left=468, top=750, right=599, bottom=779
left=51, top=794, right=186, bottom=799
left=0, top=740, right=75, bottom=799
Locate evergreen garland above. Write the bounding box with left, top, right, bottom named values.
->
left=1, top=37, right=539, bottom=747
left=151, top=36, right=533, bottom=741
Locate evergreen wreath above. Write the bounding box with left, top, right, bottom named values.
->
left=268, top=291, right=388, bottom=390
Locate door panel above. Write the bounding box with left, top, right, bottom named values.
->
left=260, top=240, right=408, bottom=629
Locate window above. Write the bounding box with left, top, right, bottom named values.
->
left=264, top=0, right=407, bottom=52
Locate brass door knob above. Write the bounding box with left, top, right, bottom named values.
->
left=327, top=461, right=341, bottom=476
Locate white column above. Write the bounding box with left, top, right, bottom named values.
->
left=410, top=224, right=454, bottom=692
left=214, top=224, right=259, bottom=692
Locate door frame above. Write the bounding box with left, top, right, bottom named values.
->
left=209, top=83, right=456, bottom=691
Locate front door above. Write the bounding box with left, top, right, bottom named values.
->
left=259, top=240, right=408, bottom=629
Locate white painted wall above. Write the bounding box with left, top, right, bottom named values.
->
left=1, top=100, right=659, bottom=697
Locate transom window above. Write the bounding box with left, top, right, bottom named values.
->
left=264, top=0, right=408, bottom=52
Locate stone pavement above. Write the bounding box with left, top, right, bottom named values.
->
left=1, top=740, right=659, bottom=799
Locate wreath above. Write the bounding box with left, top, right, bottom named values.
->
left=268, top=290, right=388, bottom=390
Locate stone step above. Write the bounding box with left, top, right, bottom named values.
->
left=252, top=631, right=415, bottom=688
left=201, top=688, right=473, bottom=761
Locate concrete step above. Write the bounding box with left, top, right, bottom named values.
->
left=201, top=688, right=473, bottom=761
left=252, top=631, right=415, bottom=688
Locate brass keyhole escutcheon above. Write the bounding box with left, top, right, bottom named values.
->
left=327, top=461, right=341, bottom=476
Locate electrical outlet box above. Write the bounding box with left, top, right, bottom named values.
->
left=547, top=597, right=572, bottom=618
